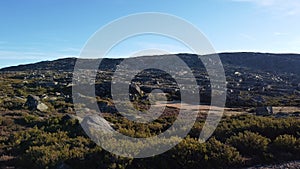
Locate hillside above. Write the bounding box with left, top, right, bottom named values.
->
left=0, top=52, right=300, bottom=168
left=1, top=52, right=300, bottom=107
left=1, top=52, right=300, bottom=74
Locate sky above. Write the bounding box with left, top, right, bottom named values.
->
left=0, top=0, right=300, bottom=68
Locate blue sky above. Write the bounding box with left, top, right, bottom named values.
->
left=0, top=0, right=300, bottom=68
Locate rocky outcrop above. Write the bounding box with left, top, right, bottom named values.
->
left=25, top=94, right=48, bottom=112
left=247, top=160, right=300, bottom=169
left=81, top=115, right=114, bottom=136
left=256, top=106, right=273, bottom=116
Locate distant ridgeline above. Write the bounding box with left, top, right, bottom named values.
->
left=1, top=52, right=300, bottom=74
left=1, top=52, right=300, bottom=107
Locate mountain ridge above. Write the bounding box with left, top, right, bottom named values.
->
left=1, top=52, right=300, bottom=74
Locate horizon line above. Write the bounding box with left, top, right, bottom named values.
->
left=1, top=51, right=300, bottom=69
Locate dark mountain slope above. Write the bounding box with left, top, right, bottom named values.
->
left=1, top=52, right=300, bottom=74
left=219, top=52, right=300, bottom=74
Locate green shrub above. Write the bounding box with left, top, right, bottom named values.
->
left=206, top=137, right=243, bottom=168
left=271, top=134, right=300, bottom=159
left=24, top=114, right=39, bottom=124
left=4, top=112, right=300, bottom=169
left=226, top=131, right=270, bottom=157
left=167, top=137, right=208, bottom=169
left=1, top=98, right=25, bottom=110
left=273, top=134, right=297, bottom=151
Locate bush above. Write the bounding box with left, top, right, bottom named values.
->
left=1, top=98, right=25, bottom=110
left=4, top=113, right=300, bottom=169
left=273, top=134, right=297, bottom=151
left=24, top=114, right=39, bottom=124
left=226, top=131, right=270, bottom=158
left=271, top=134, right=300, bottom=160
left=206, top=137, right=243, bottom=168
left=130, top=137, right=243, bottom=169
left=166, top=137, right=208, bottom=169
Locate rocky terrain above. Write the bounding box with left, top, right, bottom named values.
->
left=247, top=161, right=300, bottom=169
left=1, top=52, right=300, bottom=169
left=1, top=52, right=300, bottom=110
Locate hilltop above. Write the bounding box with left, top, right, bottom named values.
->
left=1, top=52, right=300, bottom=74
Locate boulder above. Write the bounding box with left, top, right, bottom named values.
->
left=81, top=115, right=114, bottom=136
left=256, top=106, right=273, bottom=116
left=130, top=83, right=144, bottom=96
left=36, top=102, right=48, bottom=112
left=25, top=94, right=48, bottom=112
